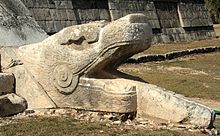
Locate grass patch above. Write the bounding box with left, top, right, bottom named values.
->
left=121, top=52, right=220, bottom=101
left=140, top=38, right=220, bottom=55
left=0, top=116, right=205, bottom=136
left=135, top=25, right=220, bottom=55
left=216, top=118, right=220, bottom=127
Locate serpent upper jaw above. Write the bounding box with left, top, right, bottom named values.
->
left=83, top=14, right=152, bottom=79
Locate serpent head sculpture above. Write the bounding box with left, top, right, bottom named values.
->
left=1, top=14, right=215, bottom=128
left=8, top=13, right=152, bottom=112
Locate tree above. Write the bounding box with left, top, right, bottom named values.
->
left=205, top=0, right=220, bottom=23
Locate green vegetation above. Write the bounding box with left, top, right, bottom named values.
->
left=121, top=52, right=220, bottom=101
left=140, top=38, right=220, bottom=55
left=127, top=26, right=220, bottom=101
left=1, top=18, right=220, bottom=136
left=0, top=117, right=206, bottom=136
left=205, top=0, right=220, bottom=24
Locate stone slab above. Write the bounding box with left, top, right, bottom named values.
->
left=0, top=73, right=14, bottom=95
left=136, top=83, right=214, bottom=128
left=32, top=8, right=51, bottom=21
left=1, top=47, right=56, bottom=109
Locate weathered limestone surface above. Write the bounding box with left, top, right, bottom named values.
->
left=0, top=48, right=57, bottom=109
left=0, top=73, right=14, bottom=95
left=178, top=2, right=212, bottom=27
left=3, top=14, right=152, bottom=112
left=0, top=14, right=215, bottom=128
left=136, top=83, right=213, bottom=127
left=0, top=0, right=48, bottom=46
left=19, top=0, right=215, bottom=43
left=0, top=93, right=27, bottom=117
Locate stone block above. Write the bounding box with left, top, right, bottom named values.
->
left=0, top=73, right=14, bottom=95
left=108, top=2, right=120, bottom=10
left=31, top=0, right=48, bottom=8
left=108, top=0, right=120, bottom=3
left=144, top=2, right=155, bottom=11
left=78, top=9, right=99, bottom=21
left=47, top=0, right=56, bottom=9
left=54, top=0, right=73, bottom=9
left=178, top=34, right=187, bottom=42
left=119, top=2, right=129, bottom=10
left=151, top=35, right=160, bottom=44
left=65, top=21, right=77, bottom=27
left=109, top=10, right=123, bottom=20
left=210, top=31, right=216, bottom=38
left=21, top=0, right=34, bottom=8
left=149, top=20, right=160, bottom=29
left=160, top=34, right=171, bottom=43
left=207, top=18, right=214, bottom=26
left=66, top=10, right=77, bottom=21
left=182, top=19, right=191, bottom=27
left=126, top=2, right=144, bottom=11
left=54, top=21, right=63, bottom=32
left=71, top=0, right=86, bottom=9
left=145, top=11, right=158, bottom=20
left=122, top=10, right=133, bottom=17
left=50, top=9, right=58, bottom=21
left=160, top=20, right=171, bottom=28
left=32, top=8, right=51, bottom=21
left=202, top=12, right=209, bottom=19
left=179, top=11, right=187, bottom=19
left=65, top=21, right=72, bottom=27
left=37, top=21, right=47, bottom=32
left=100, top=9, right=111, bottom=21
left=80, top=20, right=90, bottom=24
left=60, top=21, right=68, bottom=29
left=28, top=8, right=35, bottom=18
left=56, top=9, right=68, bottom=21
left=72, top=0, right=108, bottom=9
left=0, top=94, right=27, bottom=117
left=45, top=21, right=55, bottom=33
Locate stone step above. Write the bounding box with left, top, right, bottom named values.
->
left=0, top=73, right=14, bottom=95
left=0, top=93, right=27, bottom=117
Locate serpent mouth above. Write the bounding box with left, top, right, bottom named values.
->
left=82, top=14, right=152, bottom=81
left=84, top=40, right=150, bottom=82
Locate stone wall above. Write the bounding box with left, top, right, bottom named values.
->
left=0, top=0, right=47, bottom=46
left=20, top=0, right=216, bottom=43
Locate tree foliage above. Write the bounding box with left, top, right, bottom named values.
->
left=205, top=0, right=220, bottom=23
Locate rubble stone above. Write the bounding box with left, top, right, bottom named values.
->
left=0, top=93, right=27, bottom=117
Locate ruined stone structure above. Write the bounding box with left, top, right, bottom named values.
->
left=20, top=0, right=215, bottom=43
left=0, top=14, right=216, bottom=128
left=0, top=0, right=48, bottom=46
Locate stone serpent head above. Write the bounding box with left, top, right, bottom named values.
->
left=14, top=14, right=152, bottom=112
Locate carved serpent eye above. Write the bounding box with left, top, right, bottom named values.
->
left=61, top=36, right=86, bottom=45
left=53, top=64, right=79, bottom=95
